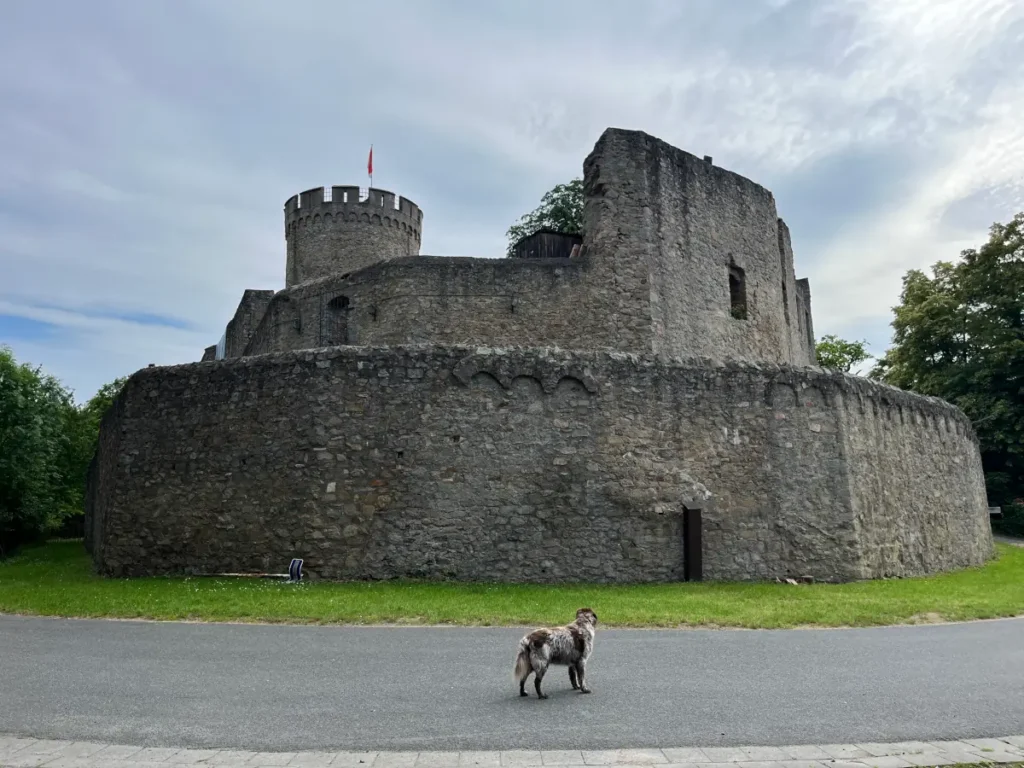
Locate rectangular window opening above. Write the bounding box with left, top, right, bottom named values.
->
left=729, top=264, right=748, bottom=320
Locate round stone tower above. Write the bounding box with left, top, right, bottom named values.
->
left=283, top=186, right=422, bottom=287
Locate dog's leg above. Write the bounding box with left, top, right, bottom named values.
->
left=515, top=648, right=533, bottom=697
left=568, top=664, right=579, bottom=690
left=519, top=668, right=531, bottom=697
left=533, top=663, right=549, bottom=699
left=576, top=659, right=591, bottom=694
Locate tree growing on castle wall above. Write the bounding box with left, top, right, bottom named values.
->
left=815, top=335, right=871, bottom=372
left=505, top=178, right=583, bottom=256
left=871, top=211, right=1024, bottom=518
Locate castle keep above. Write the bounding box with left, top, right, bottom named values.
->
left=84, top=128, right=994, bottom=583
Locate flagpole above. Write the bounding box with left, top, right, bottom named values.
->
left=368, top=144, right=373, bottom=190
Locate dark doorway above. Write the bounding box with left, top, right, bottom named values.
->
left=683, top=505, right=703, bottom=581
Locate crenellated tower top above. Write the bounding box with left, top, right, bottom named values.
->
left=283, top=186, right=423, bottom=287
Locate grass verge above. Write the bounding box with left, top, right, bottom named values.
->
left=1, top=540, right=1023, bottom=629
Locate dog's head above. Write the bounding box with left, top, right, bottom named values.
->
left=576, top=607, right=598, bottom=627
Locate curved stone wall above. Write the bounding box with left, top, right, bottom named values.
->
left=85, top=347, right=993, bottom=583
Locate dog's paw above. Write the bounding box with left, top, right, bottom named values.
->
left=580, top=687, right=592, bottom=694
left=519, top=691, right=529, bottom=697
left=537, top=694, right=549, bottom=699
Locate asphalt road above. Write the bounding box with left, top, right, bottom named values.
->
left=1, top=614, right=1022, bottom=752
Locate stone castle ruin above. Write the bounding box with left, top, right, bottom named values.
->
left=84, top=128, right=994, bottom=583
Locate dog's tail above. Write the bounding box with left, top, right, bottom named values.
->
left=513, top=645, right=531, bottom=681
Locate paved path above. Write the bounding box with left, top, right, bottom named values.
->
left=2, top=734, right=1023, bottom=767
left=1, top=615, right=1023, bottom=753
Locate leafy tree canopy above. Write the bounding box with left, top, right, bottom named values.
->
left=505, top=178, right=583, bottom=257
left=0, top=347, right=127, bottom=556
left=0, top=346, right=76, bottom=554
left=815, top=334, right=871, bottom=372
left=82, top=376, right=128, bottom=428
left=871, top=211, right=1024, bottom=507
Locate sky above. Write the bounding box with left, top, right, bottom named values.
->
left=1, top=0, right=1022, bottom=400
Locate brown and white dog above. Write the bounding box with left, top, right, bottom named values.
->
left=513, top=608, right=598, bottom=699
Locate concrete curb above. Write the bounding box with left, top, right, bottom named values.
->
left=1, top=735, right=1022, bottom=768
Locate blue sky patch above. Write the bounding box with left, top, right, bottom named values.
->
left=0, top=314, right=60, bottom=343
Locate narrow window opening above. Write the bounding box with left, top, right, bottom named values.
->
left=729, top=264, right=747, bottom=320
left=782, top=281, right=790, bottom=326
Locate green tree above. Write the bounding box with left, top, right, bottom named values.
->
left=0, top=346, right=77, bottom=555
left=81, top=376, right=127, bottom=430
left=0, top=345, right=129, bottom=555
left=871, top=211, right=1024, bottom=509
left=506, top=177, right=583, bottom=256
left=815, top=334, right=871, bottom=372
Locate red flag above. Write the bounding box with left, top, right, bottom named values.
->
left=367, top=145, right=373, bottom=177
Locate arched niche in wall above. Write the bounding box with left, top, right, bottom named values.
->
left=325, top=295, right=351, bottom=346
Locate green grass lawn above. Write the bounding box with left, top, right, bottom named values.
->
left=1, top=540, right=1023, bottom=629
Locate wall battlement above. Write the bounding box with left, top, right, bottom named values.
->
left=284, top=185, right=423, bottom=288
left=285, top=186, right=422, bottom=223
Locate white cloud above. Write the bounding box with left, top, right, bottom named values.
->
left=0, top=0, right=1022, bottom=399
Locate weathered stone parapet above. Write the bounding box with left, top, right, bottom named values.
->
left=86, top=346, right=992, bottom=584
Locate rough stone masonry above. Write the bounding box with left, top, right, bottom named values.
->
left=85, top=128, right=994, bottom=583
